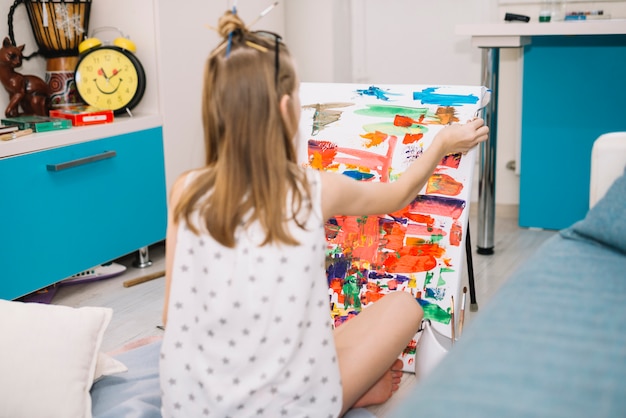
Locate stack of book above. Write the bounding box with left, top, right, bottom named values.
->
left=1, top=115, right=71, bottom=133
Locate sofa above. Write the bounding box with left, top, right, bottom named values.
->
left=391, top=132, right=626, bottom=417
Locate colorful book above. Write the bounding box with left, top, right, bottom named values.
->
left=1, top=115, right=72, bottom=132
left=49, top=106, right=114, bottom=126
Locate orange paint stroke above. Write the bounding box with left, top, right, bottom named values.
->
left=360, top=130, right=388, bottom=147
left=435, top=106, right=459, bottom=125
left=449, top=221, right=462, bottom=246
left=402, top=133, right=424, bottom=145
left=308, top=140, right=337, bottom=169
left=426, top=173, right=464, bottom=196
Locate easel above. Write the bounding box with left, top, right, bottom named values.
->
left=465, top=221, right=479, bottom=312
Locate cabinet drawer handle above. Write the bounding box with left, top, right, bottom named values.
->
left=46, top=150, right=117, bottom=171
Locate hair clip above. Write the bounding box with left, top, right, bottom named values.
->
left=225, top=12, right=236, bottom=57
left=245, top=41, right=268, bottom=53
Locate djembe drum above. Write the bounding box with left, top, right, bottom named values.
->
left=8, top=0, right=92, bottom=109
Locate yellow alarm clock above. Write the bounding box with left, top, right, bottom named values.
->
left=74, top=33, right=146, bottom=115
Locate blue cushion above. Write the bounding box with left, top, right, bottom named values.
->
left=91, top=341, right=162, bottom=418
left=390, top=234, right=626, bottom=418
left=562, top=165, right=626, bottom=254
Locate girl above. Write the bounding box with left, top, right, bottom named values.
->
left=160, top=10, right=489, bottom=418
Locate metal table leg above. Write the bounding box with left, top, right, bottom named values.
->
left=133, top=246, right=153, bottom=268
left=477, top=47, right=499, bottom=255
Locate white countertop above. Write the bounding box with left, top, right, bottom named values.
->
left=0, top=113, right=163, bottom=158
left=456, top=19, right=626, bottom=47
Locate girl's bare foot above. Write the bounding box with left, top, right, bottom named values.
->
left=351, top=359, right=404, bottom=408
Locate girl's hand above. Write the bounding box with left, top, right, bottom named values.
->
left=436, top=118, right=489, bottom=156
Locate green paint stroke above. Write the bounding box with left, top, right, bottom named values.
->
left=430, top=234, right=444, bottom=243
left=419, top=299, right=451, bottom=324
left=362, top=122, right=428, bottom=137
left=355, top=104, right=429, bottom=119
left=437, top=271, right=446, bottom=287
left=424, top=271, right=434, bottom=287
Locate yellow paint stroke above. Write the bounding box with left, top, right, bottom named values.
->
left=360, top=130, right=388, bottom=148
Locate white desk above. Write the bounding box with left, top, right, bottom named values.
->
left=455, top=20, right=626, bottom=253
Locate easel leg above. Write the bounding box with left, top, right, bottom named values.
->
left=466, top=222, right=479, bottom=312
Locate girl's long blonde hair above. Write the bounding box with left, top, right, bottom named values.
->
left=174, top=10, right=311, bottom=248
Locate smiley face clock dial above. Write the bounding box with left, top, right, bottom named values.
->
left=74, top=45, right=146, bottom=115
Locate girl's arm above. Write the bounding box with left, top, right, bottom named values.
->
left=321, top=118, right=489, bottom=220
left=161, top=172, right=190, bottom=327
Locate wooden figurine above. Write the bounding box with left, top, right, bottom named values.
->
left=0, top=37, right=49, bottom=117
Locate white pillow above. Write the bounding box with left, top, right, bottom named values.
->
left=95, top=352, right=128, bottom=382
left=0, top=300, right=115, bottom=418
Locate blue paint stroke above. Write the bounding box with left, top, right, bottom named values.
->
left=425, top=287, right=446, bottom=301
left=326, top=257, right=350, bottom=281
left=356, top=86, right=401, bottom=101
left=342, top=170, right=375, bottom=181
left=413, top=87, right=479, bottom=106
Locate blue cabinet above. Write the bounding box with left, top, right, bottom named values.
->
left=519, top=35, right=626, bottom=230
left=0, top=127, right=167, bottom=300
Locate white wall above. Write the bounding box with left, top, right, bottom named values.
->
left=155, top=0, right=286, bottom=193
left=284, top=0, right=626, bottom=205
left=2, top=0, right=624, bottom=204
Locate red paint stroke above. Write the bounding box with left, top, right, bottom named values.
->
left=402, top=133, right=424, bottom=144
left=329, top=278, right=345, bottom=302
left=331, top=216, right=381, bottom=262
left=389, top=210, right=435, bottom=226
left=393, top=114, right=425, bottom=127
left=426, top=173, right=464, bottom=196
left=449, top=221, right=462, bottom=246
left=406, top=224, right=446, bottom=236
left=332, top=135, right=398, bottom=183
left=408, top=195, right=466, bottom=220
left=383, top=222, right=406, bottom=252
left=360, top=130, right=388, bottom=147
left=364, top=282, right=385, bottom=304
left=308, top=140, right=338, bottom=169
left=440, top=153, right=462, bottom=169
left=383, top=252, right=437, bottom=273
left=405, top=242, right=446, bottom=258
left=381, top=244, right=444, bottom=273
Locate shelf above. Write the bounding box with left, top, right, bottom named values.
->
left=0, top=113, right=162, bottom=158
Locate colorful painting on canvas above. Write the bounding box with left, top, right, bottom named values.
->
left=298, top=83, right=488, bottom=370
